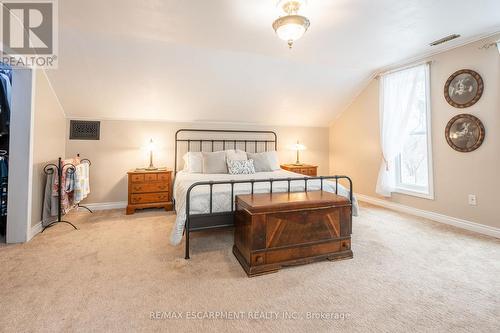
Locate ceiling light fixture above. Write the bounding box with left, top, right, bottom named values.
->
left=272, top=0, right=310, bottom=49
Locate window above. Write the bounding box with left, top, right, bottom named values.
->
left=395, top=65, right=433, bottom=198
left=377, top=63, right=433, bottom=199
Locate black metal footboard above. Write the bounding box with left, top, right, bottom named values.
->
left=184, top=176, right=353, bottom=259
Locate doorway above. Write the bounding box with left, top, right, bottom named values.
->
left=0, top=63, right=12, bottom=242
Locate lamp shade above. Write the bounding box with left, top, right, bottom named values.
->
left=290, top=140, right=306, bottom=165
left=291, top=142, right=306, bottom=151
left=146, top=139, right=156, bottom=152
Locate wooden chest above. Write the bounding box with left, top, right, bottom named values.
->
left=126, top=170, right=173, bottom=215
left=280, top=164, right=318, bottom=176
left=233, top=191, right=352, bottom=277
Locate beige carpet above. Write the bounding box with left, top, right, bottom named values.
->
left=0, top=203, right=498, bottom=333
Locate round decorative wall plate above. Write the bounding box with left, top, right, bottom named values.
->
left=444, top=69, right=483, bottom=108
left=445, top=114, right=485, bottom=152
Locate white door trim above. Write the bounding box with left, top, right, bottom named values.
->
left=6, top=68, right=35, bottom=243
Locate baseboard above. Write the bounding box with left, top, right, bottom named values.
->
left=78, top=201, right=127, bottom=211
left=28, top=222, right=43, bottom=241
left=356, top=193, right=500, bottom=239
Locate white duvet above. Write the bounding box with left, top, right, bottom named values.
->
left=170, top=169, right=358, bottom=245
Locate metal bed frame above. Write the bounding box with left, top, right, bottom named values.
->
left=174, top=129, right=353, bottom=259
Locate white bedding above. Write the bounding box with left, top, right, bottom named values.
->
left=170, top=169, right=358, bottom=245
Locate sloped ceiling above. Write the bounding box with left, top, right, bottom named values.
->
left=46, top=0, right=500, bottom=127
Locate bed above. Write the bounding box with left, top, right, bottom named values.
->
left=171, top=129, right=358, bottom=259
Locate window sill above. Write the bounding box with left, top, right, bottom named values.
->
left=394, top=187, right=434, bottom=200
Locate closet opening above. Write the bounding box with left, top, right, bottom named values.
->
left=0, top=62, right=12, bottom=243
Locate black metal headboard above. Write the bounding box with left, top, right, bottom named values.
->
left=174, top=129, right=278, bottom=174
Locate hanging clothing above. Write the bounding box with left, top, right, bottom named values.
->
left=0, top=73, right=12, bottom=137
left=42, top=167, right=58, bottom=226
left=0, top=156, right=7, bottom=178
left=74, top=162, right=90, bottom=203
left=0, top=65, right=10, bottom=235
left=52, top=160, right=74, bottom=215
left=42, top=157, right=91, bottom=225
left=0, top=156, right=8, bottom=218
left=65, top=167, right=75, bottom=192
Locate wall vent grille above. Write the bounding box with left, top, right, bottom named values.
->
left=430, top=34, right=461, bottom=46
left=69, top=120, right=100, bottom=140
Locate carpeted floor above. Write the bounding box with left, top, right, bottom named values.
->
left=0, top=202, right=498, bottom=332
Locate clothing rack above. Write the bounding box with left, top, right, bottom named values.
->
left=42, top=155, right=92, bottom=232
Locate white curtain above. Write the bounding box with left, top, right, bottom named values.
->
left=376, top=64, right=427, bottom=197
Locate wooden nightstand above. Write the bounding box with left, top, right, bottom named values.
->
left=280, top=164, right=318, bottom=176
left=126, top=170, right=173, bottom=215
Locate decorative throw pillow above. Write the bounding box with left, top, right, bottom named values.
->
left=182, top=152, right=203, bottom=173
left=247, top=151, right=280, bottom=172
left=202, top=151, right=228, bottom=174
left=227, top=159, right=256, bottom=175
left=226, top=149, right=247, bottom=161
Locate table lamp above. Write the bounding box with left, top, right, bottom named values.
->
left=145, top=139, right=158, bottom=170
left=291, top=140, right=306, bottom=165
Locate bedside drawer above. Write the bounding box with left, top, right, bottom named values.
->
left=293, top=168, right=308, bottom=175
left=144, top=173, right=157, bottom=181
left=307, top=169, right=317, bottom=176
left=158, top=173, right=171, bottom=181
left=130, top=174, right=144, bottom=183
left=130, top=182, right=169, bottom=193
left=130, top=193, right=170, bottom=204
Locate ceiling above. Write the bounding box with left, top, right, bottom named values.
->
left=46, top=0, right=500, bottom=127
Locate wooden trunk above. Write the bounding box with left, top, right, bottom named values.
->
left=233, top=191, right=353, bottom=277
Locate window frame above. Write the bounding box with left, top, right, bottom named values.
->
left=393, top=63, right=434, bottom=200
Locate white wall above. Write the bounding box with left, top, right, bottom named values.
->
left=330, top=34, right=500, bottom=230
left=65, top=120, right=330, bottom=204
left=31, top=70, right=67, bottom=227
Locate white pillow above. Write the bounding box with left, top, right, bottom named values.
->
left=266, top=151, right=280, bottom=170
left=202, top=151, right=228, bottom=174
left=226, top=149, right=247, bottom=161
left=182, top=152, right=203, bottom=173
left=246, top=151, right=280, bottom=172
